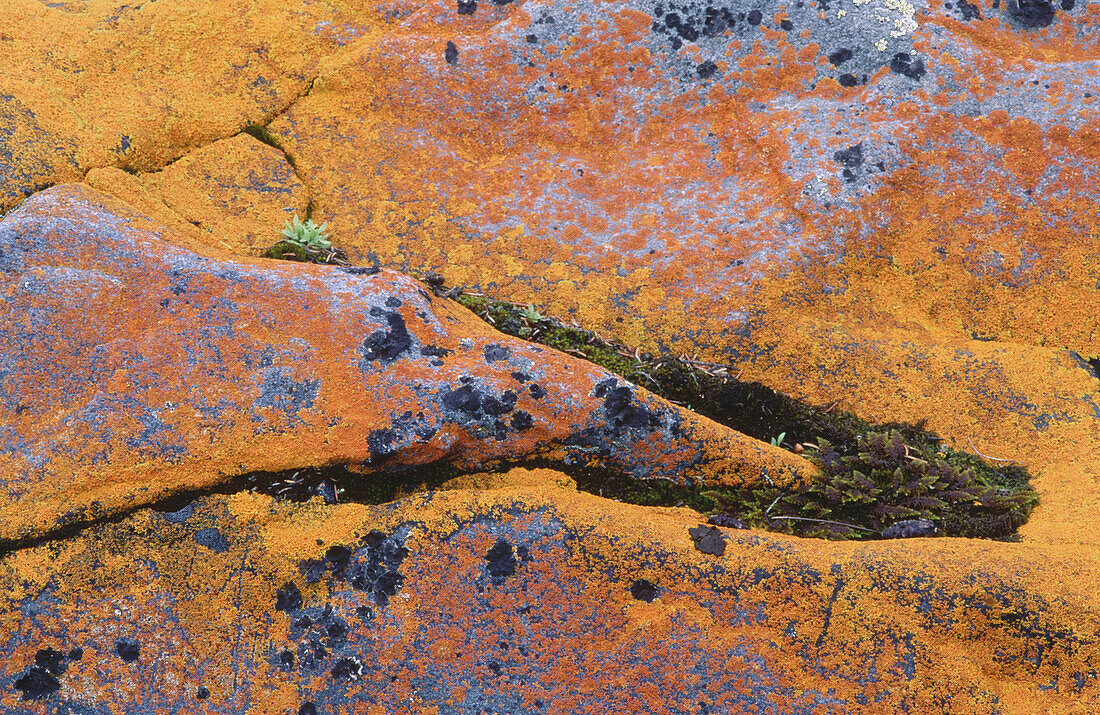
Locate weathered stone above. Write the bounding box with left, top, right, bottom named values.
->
left=135, top=133, right=310, bottom=256
left=1, top=0, right=1099, bottom=709
left=1, top=479, right=1098, bottom=712
left=0, top=0, right=354, bottom=209
left=0, top=183, right=810, bottom=544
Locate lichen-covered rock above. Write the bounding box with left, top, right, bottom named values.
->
left=1, top=479, right=1098, bottom=713
left=0, top=0, right=366, bottom=209
left=1, top=0, right=1100, bottom=710
left=0, top=184, right=810, bottom=544
left=134, top=133, right=310, bottom=256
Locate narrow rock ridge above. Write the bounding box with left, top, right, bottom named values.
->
left=0, top=183, right=814, bottom=545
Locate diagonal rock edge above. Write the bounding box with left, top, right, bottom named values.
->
left=0, top=183, right=814, bottom=546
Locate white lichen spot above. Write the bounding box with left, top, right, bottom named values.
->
left=884, top=0, right=918, bottom=37
left=875, top=38, right=889, bottom=51
left=837, top=8, right=847, bottom=16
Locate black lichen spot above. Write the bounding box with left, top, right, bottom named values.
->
left=594, top=379, right=658, bottom=430
left=442, top=384, right=482, bottom=414
left=696, top=60, right=718, bottom=79
left=956, top=0, right=982, bottom=19
left=1060, top=0, right=1075, bottom=9
left=193, top=527, right=228, bottom=553
left=889, top=52, right=927, bottom=79
left=838, top=73, right=859, bottom=87
left=688, top=525, right=727, bottom=556
left=116, top=639, right=140, bottom=663
left=510, top=371, right=530, bottom=382
left=709, top=513, right=749, bottom=529
left=68, top=648, right=83, bottom=661
left=484, top=344, right=511, bottom=363
left=276, top=582, right=303, bottom=612
left=833, top=142, right=864, bottom=168
left=278, top=649, right=296, bottom=671
left=702, top=6, right=735, bottom=36
left=445, top=41, right=459, bottom=65
left=511, top=411, right=534, bottom=431
left=482, top=390, right=517, bottom=416
left=362, top=312, right=412, bottom=362
left=828, top=47, right=852, bottom=65
left=357, top=605, right=375, bottom=622
left=332, top=657, right=364, bottom=681
left=457, top=0, right=476, bottom=13
left=294, top=615, right=313, bottom=629
left=525, top=33, right=538, bottom=42
left=367, top=428, right=399, bottom=462
left=746, top=9, right=762, bottom=24
left=780, top=18, right=793, bottom=30
left=374, top=571, right=405, bottom=599
left=299, top=558, right=326, bottom=584
left=326, top=620, right=348, bottom=644
left=14, top=668, right=60, bottom=701
left=529, top=383, right=545, bottom=399
left=197, top=686, right=210, bottom=699
left=35, top=648, right=67, bottom=676
left=299, top=703, right=318, bottom=715
left=1008, top=0, right=1055, bottom=27
left=881, top=518, right=939, bottom=539
left=486, top=538, right=518, bottom=581
left=421, top=344, right=453, bottom=357
left=297, top=640, right=329, bottom=670
left=324, top=545, right=353, bottom=578
left=630, top=579, right=659, bottom=602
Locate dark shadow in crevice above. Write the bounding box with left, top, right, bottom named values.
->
left=0, top=461, right=464, bottom=558
left=449, top=291, right=1040, bottom=541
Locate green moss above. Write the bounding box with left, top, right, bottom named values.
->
left=260, top=239, right=349, bottom=266
left=450, top=286, right=1039, bottom=540
left=242, top=123, right=298, bottom=170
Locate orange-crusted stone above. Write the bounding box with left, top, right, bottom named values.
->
left=1, top=481, right=1098, bottom=712
left=0, top=184, right=810, bottom=544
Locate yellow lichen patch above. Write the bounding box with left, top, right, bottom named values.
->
left=0, top=0, right=363, bottom=213
left=2, top=485, right=1099, bottom=711
left=134, top=133, right=310, bottom=255
left=441, top=466, right=578, bottom=492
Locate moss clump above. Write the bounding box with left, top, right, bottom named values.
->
left=261, top=214, right=350, bottom=266
left=450, top=287, right=1038, bottom=540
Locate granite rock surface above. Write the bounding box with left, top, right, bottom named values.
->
left=0, top=184, right=807, bottom=545
left=2, top=474, right=1098, bottom=713
left=1, top=0, right=1100, bottom=710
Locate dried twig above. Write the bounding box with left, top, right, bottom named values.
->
left=967, top=435, right=1016, bottom=463
left=766, top=515, right=880, bottom=533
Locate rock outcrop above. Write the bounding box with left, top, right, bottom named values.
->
left=0, top=184, right=808, bottom=544
left=2, top=0, right=1100, bottom=710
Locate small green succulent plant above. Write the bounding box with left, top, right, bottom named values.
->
left=279, top=214, right=331, bottom=251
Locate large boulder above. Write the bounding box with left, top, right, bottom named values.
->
left=0, top=184, right=808, bottom=544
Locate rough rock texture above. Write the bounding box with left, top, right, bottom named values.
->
left=0, top=184, right=808, bottom=544
left=1, top=476, right=1098, bottom=713
left=2, top=0, right=1100, bottom=710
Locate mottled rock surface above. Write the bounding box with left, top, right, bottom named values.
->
left=2, top=476, right=1099, bottom=713
left=2, top=0, right=1100, bottom=710
left=0, top=184, right=808, bottom=544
